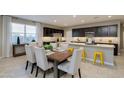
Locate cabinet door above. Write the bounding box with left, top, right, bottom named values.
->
left=95, top=27, right=100, bottom=37
left=47, top=29, right=51, bottom=36
left=101, top=26, right=109, bottom=37
left=72, top=29, right=79, bottom=37
left=80, top=28, right=85, bottom=37
left=108, top=25, right=117, bottom=37
left=43, top=28, right=46, bottom=36
left=96, top=26, right=108, bottom=37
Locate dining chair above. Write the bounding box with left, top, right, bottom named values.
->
left=30, top=42, right=38, bottom=46
left=34, top=47, right=53, bottom=78
left=25, top=45, right=36, bottom=74
left=58, top=49, right=82, bottom=78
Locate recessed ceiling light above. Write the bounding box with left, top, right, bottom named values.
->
left=54, top=20, right=57, bottom=22
left=81, top=20, right=85, bottom=23
left=73, top=15, right=77, bottom=18
left=108, top=16, right=112, bottom=18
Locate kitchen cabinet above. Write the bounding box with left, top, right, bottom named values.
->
left=72, top=28, right=86, bottom=37
left=72, top=25, right=117, bottom=37
left=108, top=25, right=117, bottom=37
left=72, top=29, right=80, bottom=37
left=98, top=26, right=108, bottom=37
left=80, top=28, right=85, bottom=37
left=13, top=44, right=26, bottom=57
left=43, top=27, right=64, bottom=37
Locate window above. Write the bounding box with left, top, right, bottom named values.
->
left=25, top=25, right=36, bottom=43
left=12, top=23, right=36, bottom=44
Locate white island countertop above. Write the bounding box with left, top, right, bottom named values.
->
left=68, top=42, right=115, bottom=49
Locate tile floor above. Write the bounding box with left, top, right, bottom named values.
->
left=0, top=50, right=124, bottom=78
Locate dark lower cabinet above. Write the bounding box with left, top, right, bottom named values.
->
left=13, top=44, right=26, bottom=57
left=113, top=44, right=118, bottom=56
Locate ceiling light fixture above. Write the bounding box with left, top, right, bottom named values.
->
left=108, top=16, right=112, bottom=18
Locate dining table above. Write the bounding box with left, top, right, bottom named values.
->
left=47, top=50, right=72, bottom=78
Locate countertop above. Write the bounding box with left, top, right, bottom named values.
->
left=68, top=42, right=115, bottom=48
left=71, top=41, right=118, bottom=44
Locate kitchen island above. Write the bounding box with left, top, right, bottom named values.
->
left=68, top=43, right=115, bottom=66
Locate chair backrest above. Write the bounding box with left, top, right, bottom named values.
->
left=50, top=43, right=57, bottom=49
left=25, top=45, right=36, bottom=63
left=69, top=49, right=82, bottom=75
left=34, top=47, right=49, bottom=71
left=37, top=41, right=43, bottom=47
left=29, top=42, right=37, bottom=46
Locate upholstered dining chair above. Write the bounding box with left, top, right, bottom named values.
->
left=34, top=47, right=53, bottom=78
left=25, top=45, right=36, bottom=74
left=58, top=49, right=82, bottom=78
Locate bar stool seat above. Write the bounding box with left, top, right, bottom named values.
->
left=93, top=51, right=104, bottom=65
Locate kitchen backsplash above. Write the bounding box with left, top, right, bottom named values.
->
left=72, top=37, right=118, bottom=44
left=42, top=37, right=118, bottom=44
left=42, top=37, right=66, bottom=42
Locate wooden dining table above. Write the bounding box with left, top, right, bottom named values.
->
left=47, top=50, right=72, bottom=78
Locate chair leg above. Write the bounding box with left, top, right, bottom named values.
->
left=72, top=75, right=74, bottom=78
left=43, top=71, right=46, bottom=78
left=31, top=63, right=35, bottom=74
left=35, top=66, right=39, bottom=77
left=25, top=61, right=28, bottom=70
left=78, top=69, right=81, bottom=78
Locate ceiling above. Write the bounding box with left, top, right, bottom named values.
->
left=12, top=15, right=124, bottom=27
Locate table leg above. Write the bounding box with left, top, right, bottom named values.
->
left=53, top=61, right=58, bottom=78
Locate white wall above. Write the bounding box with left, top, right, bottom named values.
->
left=64, top=20, right=121, bottom=54
left=64, top=28, right=72, bottom=42
left=0, top=15, right=2, bottom=57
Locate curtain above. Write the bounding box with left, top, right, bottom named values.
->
left=2, top=16, right=12, bottom=57
left=36, top=23, right=43, bottom=45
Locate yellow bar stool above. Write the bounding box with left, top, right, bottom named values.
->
left=67, top=48, right=74, bottom=54
left=67, top=48, right=74, bottom=62
left=93, top=51, right=104, bottom=65
left=82, top=50, right=86, bottom=62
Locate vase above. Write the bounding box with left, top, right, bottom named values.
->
left=17, top=36, right=20, bottom=44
